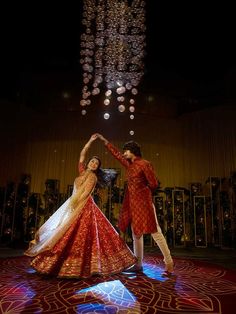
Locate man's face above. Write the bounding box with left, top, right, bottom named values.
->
left=123, top=149, right=135, bottom=160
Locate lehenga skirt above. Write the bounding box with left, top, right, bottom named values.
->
left=30, top=197, right=136, bottom=278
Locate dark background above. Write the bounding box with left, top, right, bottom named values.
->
left=0, top=1, right=235, bottom=114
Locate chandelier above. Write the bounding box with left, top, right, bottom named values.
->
left=80, top=0, right=146, bottom=125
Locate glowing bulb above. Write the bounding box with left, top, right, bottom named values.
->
left=116, top=80, right=123, bottom=86
left=80, top=100, right=87, bottom=106
left=104, top=113, right=110, bottom=120
left=104, top=99, right=110, bottom=106
left=105, top=90, right=112, bottom=97
left=130, top=99, right=135, bottom=104
left=129, top=130, right=134, bottom=135
left=130, top=114, right=134, bottom=119
left=126, top=83, right=132, bottom=90
left=129, top=106, right=135, bottom=112
left=131, top=88, right=138, bottom=95
left=81, top=110, right=87, bottom=115
left=117, top=96, right=125, bottom=102
left=118, top=104, right=126, bottom=112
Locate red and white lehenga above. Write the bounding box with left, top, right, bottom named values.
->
left=25, top=163, right=136, bottom=278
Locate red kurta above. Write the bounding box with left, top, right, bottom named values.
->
left=106, top=143, right=159, bottom=237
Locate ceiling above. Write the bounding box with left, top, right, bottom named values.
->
left=0, top=1, right=235, bottom=115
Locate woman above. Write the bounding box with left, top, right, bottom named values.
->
left=25, top=135, right=136, bottom=278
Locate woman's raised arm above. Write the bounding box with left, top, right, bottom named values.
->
left=79, top=134, right=98, bottom=164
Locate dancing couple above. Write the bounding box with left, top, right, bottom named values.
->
left=25, top=134, right=173, bottom=278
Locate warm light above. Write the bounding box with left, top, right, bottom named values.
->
left=104, top=113, right=110, bottom=120
left=80, top=100, right=86, bottom=106
left=131, top=88, right=138, bottom=95
left=129, top=130, right=134, bottom=135
left=117, top=96, right=125, bottom=102
left=129, top=106, right=135, bottom=112
left=116, top=86, right=126, bottom=95
left=105, top=90, right=112, bottom=97
left=118, top=105, right=126, bottom=112
left=104, top=99, right=110, bottom=106
left=130, top=99, right=135, bottom=104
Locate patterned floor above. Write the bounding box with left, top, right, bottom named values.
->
left=1, top=254, right=236, bottom=313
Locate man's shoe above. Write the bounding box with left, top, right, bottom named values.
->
left=164, top=262, right=174, bottom=273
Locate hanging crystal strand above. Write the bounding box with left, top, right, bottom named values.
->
left=80, top=0, right=146, bottom=125
left=104, top=0, right=119, bottom=90
left=80, top=0, right=96, bottom=113
left=129, top=0, right=146, bottom=90
left=129, top=0, right=145, bottom=131
left=93, top=0, right=105, bottom=97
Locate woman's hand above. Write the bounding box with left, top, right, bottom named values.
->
left=95, top=133, right=109, bottom=145
left=89, top=134, right=98, bottom=142
left=80, top=134, right=98, bottom=164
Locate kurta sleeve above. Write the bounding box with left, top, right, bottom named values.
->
left=143, top=162, right=159, bottom=191
left=78, top=162, right=85, bottom=174
left=106, top=142, right=130, bottom=168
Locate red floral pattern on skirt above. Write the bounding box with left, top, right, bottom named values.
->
left=30, top=197, right=136, bottom=278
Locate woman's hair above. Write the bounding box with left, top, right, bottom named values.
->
left=123, top=141, right=142, bottom=157
left=97, top=168, right=118, bottom=188
left=86, top=156, right=116, bottom=188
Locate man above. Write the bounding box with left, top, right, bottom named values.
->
left=96, top=134, right=173, bottom=273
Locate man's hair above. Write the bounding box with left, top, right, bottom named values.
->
left=123, top=141, right=142, bottom=157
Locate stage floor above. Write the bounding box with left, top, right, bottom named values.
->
left=0, top=247, right=236, bottom=313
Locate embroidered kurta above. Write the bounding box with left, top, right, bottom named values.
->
left=25, top=162, right=136, bottom=278
left=106, top=143, right=159, bottom=237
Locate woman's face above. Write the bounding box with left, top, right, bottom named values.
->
left=87, top=158, right=100, bottom=171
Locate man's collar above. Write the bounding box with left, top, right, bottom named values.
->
left=132, top=156, right=141, bottom=162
